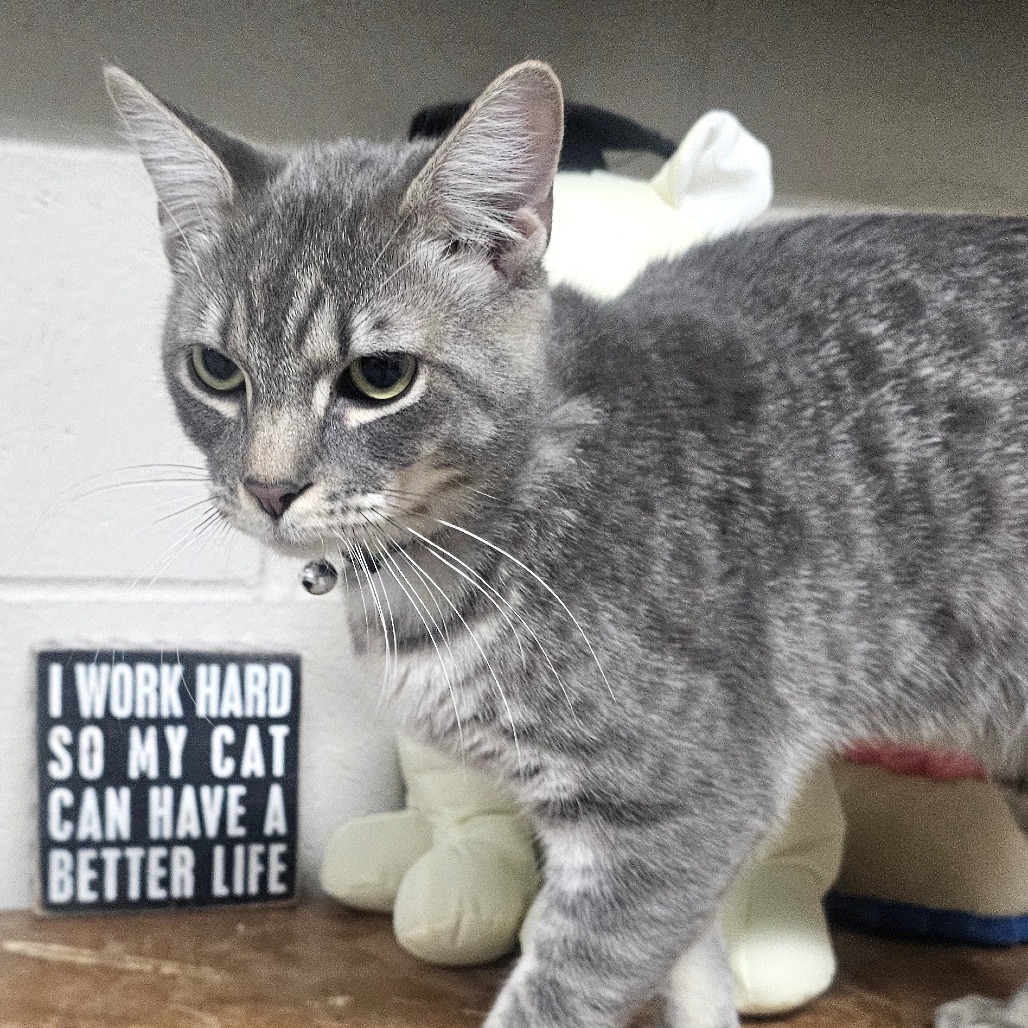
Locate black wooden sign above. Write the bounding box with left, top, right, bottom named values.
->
left=36, top=650, right=301, bottom=913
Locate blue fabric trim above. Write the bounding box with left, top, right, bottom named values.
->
left=826, top=890, right=1028, bottom=947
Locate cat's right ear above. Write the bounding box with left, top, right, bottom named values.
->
left=103, top=67, right=254, bottom=270
left=404, top=61, right=564, bottom=278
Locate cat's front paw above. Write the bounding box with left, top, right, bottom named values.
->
left=935, top=993, right=1028, bottom=1028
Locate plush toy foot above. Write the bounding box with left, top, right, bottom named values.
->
left=936, top=990, right=1028, bottom=1028
left=719, top=766, right=844, bottom=1016
left=394, top=813, right=538, bottom=966
left=721, top=863, right=837, bottom=1015
left=321, top=808, right=432, bottom=912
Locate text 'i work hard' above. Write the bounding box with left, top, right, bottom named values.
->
left=37, top=652, right=301, bottom=913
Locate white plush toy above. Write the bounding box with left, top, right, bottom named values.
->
left=322, top=108, right=844, bottom=1016
left=545, top=109, right=772, bottom=297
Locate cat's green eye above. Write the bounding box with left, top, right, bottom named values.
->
left=345, top=353, right=418, bottom=402
left=191, top=345, right=245, bottom=392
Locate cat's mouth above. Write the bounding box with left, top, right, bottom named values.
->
left=213, top=468, right=470, bottom=567
left=218, top=482, right=419, bottom=563
left=251, top=512, right=402, bottom=561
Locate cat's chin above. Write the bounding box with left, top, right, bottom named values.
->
left=265, top=535, right=331, bottom=559
left=274, top=528, right=352, bottom=561
left=230, top=518, right=339, bottom=561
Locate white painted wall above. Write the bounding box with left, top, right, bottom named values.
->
left=4, top=1, right=1028, bottom=212
left=0, top=139, right=400, bottom=908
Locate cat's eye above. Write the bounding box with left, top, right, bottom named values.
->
left=191, top=345, right=245, bottom=392
left=343, top=353, right=417, bottom=402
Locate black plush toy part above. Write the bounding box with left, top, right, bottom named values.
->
left=409, top=100, right=676, bottom=172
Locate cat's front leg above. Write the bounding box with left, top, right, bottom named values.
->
left=484, top=816, right=747, bottom=1028
left=661, top=921, right=740, bottom=1028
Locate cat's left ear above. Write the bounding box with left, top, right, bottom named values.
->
left=405, top=61, right=564, bottom=276
left=104, top=67, right=271, bottom=271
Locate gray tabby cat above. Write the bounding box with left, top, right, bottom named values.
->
left=106, top=60, right=1028, bottom=1028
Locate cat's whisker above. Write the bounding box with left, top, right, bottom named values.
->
left=365, top=207, right=419, bottom=278
left=433, top=517, right=616, bottom=703
left=198, top=511, right=235, bottom=562
left=91, top=493, right=222, bottom=551
left=386, top=513, right=578, bottom=722
left=377, top=525, right=453, bottom=648
left=161, top=505, right=224, bottom=568
left=40, top=476, right=208, bottom=515
left=349, top=537, right=395, bottom=685
left=363, top=521, right=466, bottom=755
left=465, top=486, right=506, bottom=504
left=349, top=254, right=422, bottom=334
left=179, top=512, right=230, bottom=578
left=375, top=485, right=485, bottom=524
left=140, top=501, right=221, bottom=566
left=205, top=517, right=235, bottom=577
left=365, top=525, right=402, bottom=683
left=29, top=470, right=210, bottom=544
left=390, top=545, right=496, bottom=687
left=376, top=485, right=454, bottom=506
left=128, top=504, right=222, bottom=593
left=367, top=519, right=523, bottom=775
left=383, top=512, right=528, bottom=670
left=376, top=486, right=429, bottom=500
left=335, top=549, right=361, bottom=609
left=155, top=196, right=208, bottom=285
left=54, top=490, right=216, bottom=538
left=79, top=462, right=209, bottom=481
left=149, top=494, right=221, bottom=526
left=336, top=536, right=373, bottom=650
left=357, top=516, right=406, bottom=649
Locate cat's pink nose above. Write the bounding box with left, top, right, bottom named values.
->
left=244, top=479, right=310, bottom=520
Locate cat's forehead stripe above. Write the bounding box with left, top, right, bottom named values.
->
left=283, top=277, right=328, bottom=355
left=299, top=296, right=341, bottom=364
left=221, top=276, right=341, bottom=366
left=222, top=293, right=249, bottom=356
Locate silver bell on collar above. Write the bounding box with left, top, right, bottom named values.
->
left=301, top=559, right=338, bottom=595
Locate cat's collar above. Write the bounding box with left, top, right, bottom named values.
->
left=301, top=543, right=393, bottom=595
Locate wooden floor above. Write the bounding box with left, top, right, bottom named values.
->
left=1, top=901, right=1027, bottom=1027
